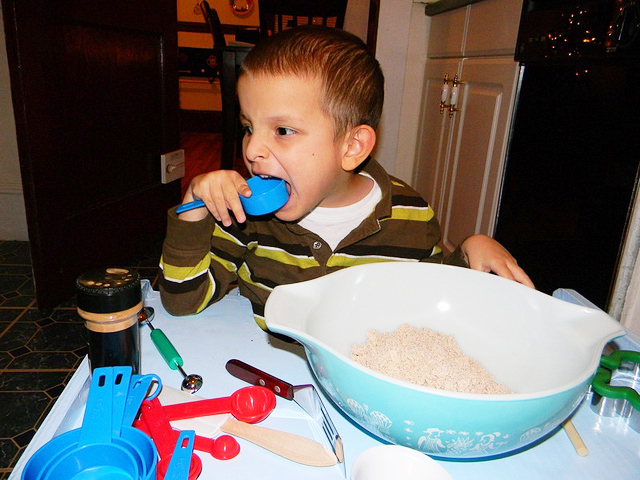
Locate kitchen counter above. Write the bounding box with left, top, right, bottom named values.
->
left=10, top=286, right=640, bottom=479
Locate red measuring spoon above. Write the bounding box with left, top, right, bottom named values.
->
left=194, top=434, right=240, bottom=461
left=161, top=386, right=276, bottom=423
left=137, top=398, right=240, bottom=464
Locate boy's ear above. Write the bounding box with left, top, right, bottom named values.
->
left=341, top=125, right=376, bottom=172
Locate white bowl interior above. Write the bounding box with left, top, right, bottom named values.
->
left=350, top=445, right=453, bottom=480
left=265, top=263, right=624, bottom=395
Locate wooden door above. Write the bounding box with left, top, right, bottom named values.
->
left=2, top=0, right=181, bottom=308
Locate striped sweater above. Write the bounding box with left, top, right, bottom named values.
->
left=159, top=159, right=467, bottom=328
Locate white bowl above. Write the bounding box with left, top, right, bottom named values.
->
left=264, top=262, right=625, bottom=458
left=351, top=445, right=453, bottom=480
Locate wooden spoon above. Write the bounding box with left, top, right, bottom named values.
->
left=220, top=417, right=337, bottom=467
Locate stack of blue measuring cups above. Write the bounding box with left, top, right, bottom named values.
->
left=22, top=366, right=161, bottom=480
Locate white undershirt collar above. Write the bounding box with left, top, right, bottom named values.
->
left=298, top=173, right=382, bottom=251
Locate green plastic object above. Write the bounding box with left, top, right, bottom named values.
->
left=150, top=329, right=183, bottom=370
left=592, top=350, right=640, bottom=410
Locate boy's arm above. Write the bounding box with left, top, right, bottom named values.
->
left=460, top=234, right=534, bottom=288
left=384, top=174, right=529, bottom=284
left=158, top=209, right=222, bottom=316
left=160, top=168, right=250, bottom=316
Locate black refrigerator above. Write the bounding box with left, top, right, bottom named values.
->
left=494, top=0, right=640, bottom=309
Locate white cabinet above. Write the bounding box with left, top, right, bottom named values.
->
left=465, top=0, right=523, bottom=57
left=413, top=0, right=522, bottom=251
left=413, top=58, right=461, bottom=233
left=426, top=6, right=466, bottom=58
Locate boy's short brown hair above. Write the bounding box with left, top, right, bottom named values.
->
left=239, top=25, right=384, bottom=139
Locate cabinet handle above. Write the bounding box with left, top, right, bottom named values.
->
left=439, top=73, right=463, bottom=117
left=439, top=74, right=451, bottom=114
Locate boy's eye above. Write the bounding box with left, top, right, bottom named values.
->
left=276, top=126, right=296, bottom=136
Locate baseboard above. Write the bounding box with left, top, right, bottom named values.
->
left=180, top=110, right=223, bottom=133
left=0, top=187, right=29, bottom=241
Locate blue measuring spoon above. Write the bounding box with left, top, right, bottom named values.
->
left=176, top=176, right=289, bottom=216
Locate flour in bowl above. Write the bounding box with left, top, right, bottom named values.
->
left=350, top=324, right=511, bottom=394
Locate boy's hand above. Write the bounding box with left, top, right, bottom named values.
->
left=460, top=234, right=535, bottom=288
left=179, top=170, right=252, bottom=226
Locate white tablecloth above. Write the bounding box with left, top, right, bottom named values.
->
left=10, top=287, right=640, bottom=479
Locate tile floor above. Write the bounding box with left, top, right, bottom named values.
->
left=0, top=240, right=162, bottom=479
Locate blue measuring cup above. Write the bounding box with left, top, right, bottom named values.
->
left=163, top=430, right=196, bottom=480
left=240, top=176, right=289, bottom=215
left=118, top=373, right=161, bottom=480
left=23, top=370, right=161, bottom=480
left=41, top=368, right=140, bottom=480
left=22, top=430, right=79, bottom=480
left=176, top=176, right=289, bottom=216
left=110, top=368, right=158, bottom=480
left=123, top=373, right=162, bottom=426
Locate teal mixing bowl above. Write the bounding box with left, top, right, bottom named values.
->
left=263, top=262, right=626, bottom=459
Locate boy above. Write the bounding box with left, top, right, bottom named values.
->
left=160, top=26, right=533, bottom=328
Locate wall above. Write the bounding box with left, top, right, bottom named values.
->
left=374, top=0, right=429, bottom=185
left=0, top=3, right=29, bottom=241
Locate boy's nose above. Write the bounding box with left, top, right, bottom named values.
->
left=243, top=131, right=268, bottom=163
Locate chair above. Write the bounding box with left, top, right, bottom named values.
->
left=199, top=1, right=226, bottom=78
left=200, top=1, right=226, bottom=50
left=200, top=0, right=252, bottom=170
left=258, top=0, right=348, bottom=37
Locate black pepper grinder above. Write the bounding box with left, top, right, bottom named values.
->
left=77, top=267, right=142, bottom=374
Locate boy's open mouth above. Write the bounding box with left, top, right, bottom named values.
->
left=257, top=175, right=291, bottom=195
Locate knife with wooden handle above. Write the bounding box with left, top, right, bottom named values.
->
left=226, top=359, right=296, bottom=399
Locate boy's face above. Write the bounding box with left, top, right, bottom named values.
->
left=238, top=73, right=355, bottom=223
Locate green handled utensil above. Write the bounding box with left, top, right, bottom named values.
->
left=138, top=307, right=203, bottom=393
left=591, top=350, right=640, bottom=411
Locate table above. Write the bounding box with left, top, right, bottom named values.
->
left=10, top=286, right=640, bottom=479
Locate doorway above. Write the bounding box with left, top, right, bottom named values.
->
left=2, top=0, right=181, bottom=309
